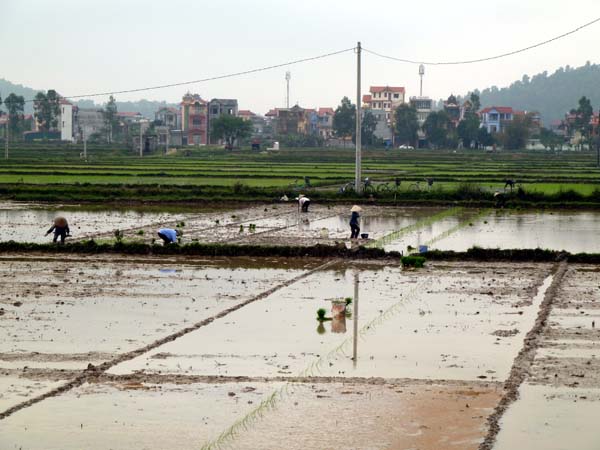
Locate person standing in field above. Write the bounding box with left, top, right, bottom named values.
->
left=157, top=228, right=181, bottom=245
left=296, top=194, right=311, bottom=213
left=349, top=205, right=361, bottom=239
left=46, top=217, right=71, bottom=244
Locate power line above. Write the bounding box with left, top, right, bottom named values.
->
left=363, top=16, right=600, bottom=65
left=24, top=47, right=355, bottom=103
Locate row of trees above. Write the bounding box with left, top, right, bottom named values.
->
left=0, top=93, right=28, bottom=137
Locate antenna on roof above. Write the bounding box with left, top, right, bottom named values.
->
left=419, top=64, right=425, bottom=97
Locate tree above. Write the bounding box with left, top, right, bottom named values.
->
left=571, top=96, right=593, bottom=150
left=477, top=127, right=495, bottom=148
left=210, top=115, right=253, bottom=149
left=393, top=104, right=419, bottom=147
left=469, top=92, right=481, bottom=113
left=4, top=93, right=25, bottom=136
left=501, top=113, right=533, bottom=150
left=34, top=90, right=60, bottom=132
left=103, top=95, right=119, bottom=143
left=539, top=127, right=563, bottom=151
left=457, top=113, right=480, bottom=148
left=422, top=110, right=450, bottom=148
left=333, top=97, right=355, bottom=145
left=360, top=110, right=377, bottom=146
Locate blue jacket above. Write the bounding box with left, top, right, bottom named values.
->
left=350, top=211, right=360, bottom=225
left=158, top=228, right=178, bottom=243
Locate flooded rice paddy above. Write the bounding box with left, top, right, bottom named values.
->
left=1, top=201, right=600, bottom=449
left=2, top=202, right=600, bottom=253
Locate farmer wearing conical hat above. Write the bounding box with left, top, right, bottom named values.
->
left=45, top=217, right=70, bottom=244
left=349, top=205, right=362, bottom=239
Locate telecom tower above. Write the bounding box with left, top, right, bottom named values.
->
left=419, top=64, right=425, bottom=96
left=285, top=71, right=291, bottom=108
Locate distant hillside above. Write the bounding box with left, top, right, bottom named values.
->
left=0, top=79, right=177, bottom=118
left=474, top=62, right=600, bottom=124
left=0, top=79, right=40, bottom=114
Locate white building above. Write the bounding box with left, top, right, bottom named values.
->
left=59, top=99, right=74, bottom=142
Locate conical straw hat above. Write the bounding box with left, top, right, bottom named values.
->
left=351, top=205, right=362, bottom=212
left=54, top=217, right=68, bottom=227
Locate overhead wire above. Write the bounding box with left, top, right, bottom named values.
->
left=23, top=47, right=355, bottom=103
left=22, top=15, right=600, bottom=104
left=363, top=16, right=600, bottom=65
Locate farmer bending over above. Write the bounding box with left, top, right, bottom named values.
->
left=296, top=194, right=311, bottom=213
left=157, top=228, right=181, bottom=245
left=46, top=217, right=70, bottom=244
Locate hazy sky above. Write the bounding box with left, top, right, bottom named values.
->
left=2, top=0, right=599, bottom=114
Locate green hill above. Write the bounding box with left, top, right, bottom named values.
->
left=474, top=61, right=600, bottom=124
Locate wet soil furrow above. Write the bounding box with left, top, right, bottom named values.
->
left=478, top=261, right=568, bottom=450
left=0, top=258, right=338, bottom=421
left=93, top=372, right=503, bottom=388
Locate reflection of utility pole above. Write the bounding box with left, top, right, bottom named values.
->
left=352, top=271, right=359, bottom=367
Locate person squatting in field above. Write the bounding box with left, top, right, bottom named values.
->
left=157, top=228, right=181, bottom=245
left=46, top=217, right=70, bottom=244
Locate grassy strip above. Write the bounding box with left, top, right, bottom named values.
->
left=367, top=207, right=464, bottom=249
left=3, top=240, right=598, bottom=263
left=0, top=240, right=397, bottom=259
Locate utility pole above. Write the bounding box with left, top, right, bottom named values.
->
left=165, top=129, right=169, bottom=155
left=139, top=121, right=144, bottom=157
left=83, top=131, right=87, bottom=160
left=4, top=121, right=8, bottom=160
left=285, top=71, right=291, bottom=109
left=355, top=42, right=362, bottom=194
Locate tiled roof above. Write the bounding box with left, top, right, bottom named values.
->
left=318, top=107, right=334, bottom=115
left=370, top=86, right=405, bottom=93
left=479, top=106, right=514, bottom=114
left=362, top=94, right=372, bottom=103
left=265, top=108, right=279, bottom=117
left=238, top=110, right=256, bottom=116
left=117, top=111, right=143, bottom=117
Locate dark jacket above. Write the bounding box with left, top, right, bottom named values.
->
left=350, top=211, right=360, bottom=225
left=47, top=224, right=70, bottom=235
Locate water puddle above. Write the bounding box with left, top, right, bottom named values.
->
left=494, top=384, right=600, bottom=450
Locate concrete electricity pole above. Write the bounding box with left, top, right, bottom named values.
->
left=4, top=121, right=8, bottom=160
left=139, top=121, right=144, bottom=157
left=83, top=131, right=87, bottom=160
left=355, top=42, right=362, bottom=194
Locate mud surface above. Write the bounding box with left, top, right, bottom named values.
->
left=493, top=264, right=600, bottom=449
left=0, top=250, right=596, bottom=449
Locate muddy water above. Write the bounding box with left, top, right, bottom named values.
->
left=0, top=381, right=286, bottom=450
left=0, top=256, right=314, bottom=366
left=0, top=202, right=196, bottom=243
left=432, top=210, right=600, bottom=253
left=494, top=265, right=600, bottom=449
left=111, top=262, right=550, bottom=382
left=494, top=384, right=600, bottom=450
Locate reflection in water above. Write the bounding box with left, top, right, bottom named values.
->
left=316, top=322, right=326, bottom=335
left=331, top=314, right=346, bottom=333
left=353, top=271, right=359, bottom=367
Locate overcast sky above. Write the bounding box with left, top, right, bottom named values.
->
left=2, top=0, right=599, bottom=114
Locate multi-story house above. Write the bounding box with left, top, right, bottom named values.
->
left=443, top=95, right=461, bottom=128
left=208, top=98, right=238, bottom=144
left=479, top=106, right=515, bottom=133
left=363, top=86, right=405, bottom=114
left=239, top=110, right=266, bottom=136
left=59, top=99, right=74, bottom=141
left=155, top=107, right=180, bottom=130
left=181, top=93, right=208, bottom=145
left=316, top=107, right=334, bottom=139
